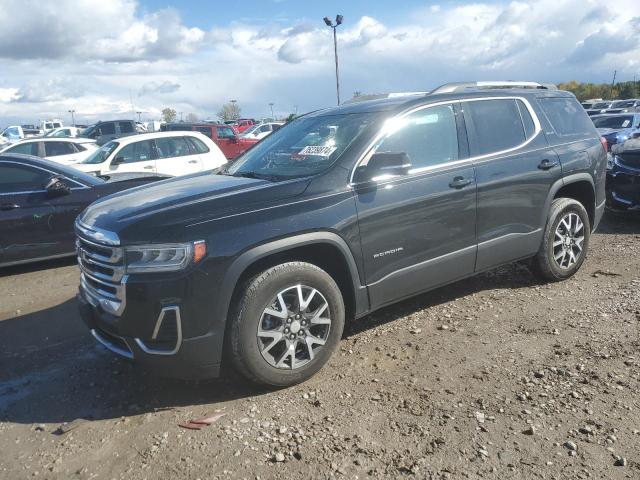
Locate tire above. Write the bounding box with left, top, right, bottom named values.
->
left=228, top=262, right=345, bottom=387
left=531, top=197, right=591, bottom=281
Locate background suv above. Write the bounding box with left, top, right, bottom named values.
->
left=73, top=131, right=227, bottom=177
left=79, top=120, right=137, bottom=145
left=76, top=82, right=606, bottom=387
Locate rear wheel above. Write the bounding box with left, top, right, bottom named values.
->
left=228, top=262, right=345, bottom=387
left=531, top=197, right=590, bottom=281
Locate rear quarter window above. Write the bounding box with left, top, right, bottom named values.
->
left=538, top=97, right=595, bottom=136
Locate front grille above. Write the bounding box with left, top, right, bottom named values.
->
left=76, top=224, right=127, bottom=316
left=617, top=151, right=640, bottom=170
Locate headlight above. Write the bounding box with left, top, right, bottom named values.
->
left=124, top=240, right=206, bottom=273
left=606, top=153, right=614, bottom=170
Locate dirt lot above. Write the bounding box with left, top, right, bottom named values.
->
left=1, top=212, right=639, bottom=480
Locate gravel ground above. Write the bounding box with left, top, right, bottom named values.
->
left=0, top=212, right=639, bottom=480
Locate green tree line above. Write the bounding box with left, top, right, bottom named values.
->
left=558, top=80, right=640, bottom=101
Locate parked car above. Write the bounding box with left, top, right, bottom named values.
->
left=591, top=113, right=640, bottom=150
left=0, top=125, right=40, bottom=145
left=607, top=136, right=640, bottom=211
left=72, top=131, right=227, bottom=177
left=581, top=98, right=603, bottom=109
left=40, top=119, right=64, bottom=133
left=0, top=154, right=168, bottom=267
left=603, top=99, right=640, bottom=114
left=45, top=127, right=82, bottom=138
left=76, top=81, right=606, bottom=387
left=79, top=120, right=137, bottom=145
left=240, top=122, right=284, bottom=140
left=586, top=101, right=613, bottom=116
left=0, top=138, right=98, bottom=165
left=161, top=123, right=256, bottom=159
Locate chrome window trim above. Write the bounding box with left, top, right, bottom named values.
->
left=0, top=159, right=89, bottom=196
left=348, top=96, right=542, bottom=185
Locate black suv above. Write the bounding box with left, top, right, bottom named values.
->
left=79, top=120, right=137, bottom=145
left=76, top=82, right=606, bottom=387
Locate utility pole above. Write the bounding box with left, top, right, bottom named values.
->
left=269, top=103, right=275, bottom=120
left=136, top=111, right=143, bottom=122
left=323, top=15, right=343, bottom=105
left=610, top=70, right=617, bottom=99
left=68, top=109, right=76, bottom=126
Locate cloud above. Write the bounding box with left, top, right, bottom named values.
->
left=0, top=0, right=206, bottom=62
left=138, top=81, right=181, bottom=96
left=12, top=79, right=85, bottom=103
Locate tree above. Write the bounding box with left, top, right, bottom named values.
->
left=161, top=107, right=177, bottom=123
left=217, top=102, right=241, bottom=122
left=557, top=80, right=640, bottom=101
left=185, top=112, right=199, bottom=123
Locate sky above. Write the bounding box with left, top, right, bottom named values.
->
left=0, top=0, right=639, bottom=126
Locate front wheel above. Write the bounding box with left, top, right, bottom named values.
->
left=531, top=197, right=591, bottom=281
left=228, top=262, right=345, bottom=387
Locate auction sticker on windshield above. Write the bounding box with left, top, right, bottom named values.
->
left=298, top=145, right=337, bottom=157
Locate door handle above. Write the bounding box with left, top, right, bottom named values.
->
left=143, top=166, right=153, bottom=170
left=0, top=203, right=20, bottom=211
left=188, top=160, right=198, bottom=164
left=538, top=159, right=559, bottom=170
left=449, top=176, right=473, bottom=189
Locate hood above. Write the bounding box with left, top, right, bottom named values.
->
left=79, top=172, right=309, bottom=242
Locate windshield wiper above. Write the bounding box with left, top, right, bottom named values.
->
left=232, top=171, right=282, bottom=181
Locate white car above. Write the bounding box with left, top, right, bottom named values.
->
left=240, top=122, right=284, bottom=140
left=71, top=131, right=227, bottom=177
left=45, top=127, right=82, bottom=138
left=0, top=138, right=98, bottom=165
left=40, top=119, right=64, bottom=133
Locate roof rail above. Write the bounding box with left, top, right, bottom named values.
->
left=431, top=81, right=558, bottom=95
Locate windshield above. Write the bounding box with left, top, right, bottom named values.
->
left=226, top=112, right=377, bottom=180
left=593, top=115, right=635, bottom=129
left=611, top=100, right=636, bottom=108
left=80, top=125, right=96, bottom=137
left=592, top=102, right=610, bottom=109
left=240, top=125, right=260, bottom=137
left=82, top=141, right=119, bottom=164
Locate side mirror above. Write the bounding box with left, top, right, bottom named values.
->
left=353, top=152, right=412, bottom=184
left=112, top=156, right=125, bottom=165
left=45, top=176, right=71, bottom=197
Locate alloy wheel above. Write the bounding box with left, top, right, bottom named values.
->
left=257, top=284, right=332, bottom=370
left=553, top=212, right=585, bottom=269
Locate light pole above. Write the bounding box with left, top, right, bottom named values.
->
left=68, top=109, right=76, bottom=126
left=323, top=14, right=343, bottom=105
left=136, top=111, right=143, bottom=122
left=269, top=102, right=275, bottom=120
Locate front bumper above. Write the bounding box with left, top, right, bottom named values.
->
left=78, top=291, right=222, bottom=380
left=606, top=162, right=640, bottom=211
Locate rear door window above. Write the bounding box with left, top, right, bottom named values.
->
left=538, top=97, right=595, bottom=136
left=154, top=137, right=192, bottom=158
left=100, top=122, right=116, bottom=135
left=186, top=136, right=210, bottom=154
left=117, top=140, right=154, bottom=163
left=45, top=141, right=76, bottom=157
left=463, top=99, right=526, bottom=156
left=118, top=122, right=135, bottom=134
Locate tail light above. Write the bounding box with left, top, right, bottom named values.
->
left=600, top=136, right=608, bottom=152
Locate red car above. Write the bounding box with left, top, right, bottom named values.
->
left=225, top=119, right=256, bottom=133
left=161, top=123, right=257, bottom=160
